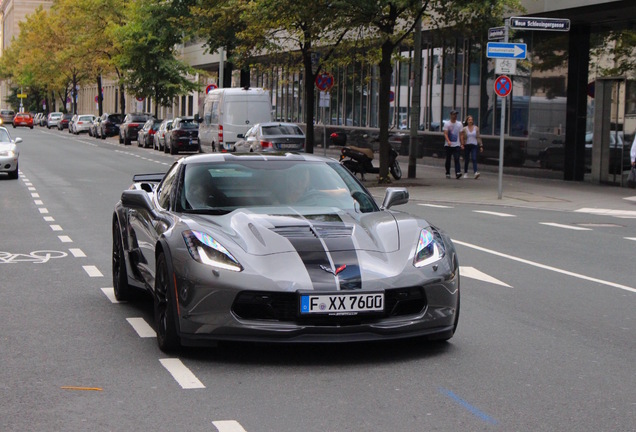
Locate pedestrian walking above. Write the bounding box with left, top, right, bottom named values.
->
left=461, top=115, right=483, bottom=179
left=444, top=110, right=463, bottom=179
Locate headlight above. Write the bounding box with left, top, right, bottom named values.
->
left=0, top=150, right=15, bottom=157
left=182, top=230, right=243, bottom=272
left=413, top=228, right=445, bottom=267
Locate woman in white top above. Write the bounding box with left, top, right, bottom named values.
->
left=460, top=115, right=483, bottom=179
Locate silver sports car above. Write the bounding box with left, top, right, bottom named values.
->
left=112, top=153, right=460, bottom=352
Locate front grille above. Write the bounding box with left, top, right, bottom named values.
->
left=232, top=287, right=427, bottom=325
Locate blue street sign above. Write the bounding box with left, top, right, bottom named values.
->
left=486, top=42, right=527, bottom=59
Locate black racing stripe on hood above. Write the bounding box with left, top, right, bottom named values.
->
left=275, top=218, right=362, bottom=291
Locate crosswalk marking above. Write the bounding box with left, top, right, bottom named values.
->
left=159, top=358, right=205, bottom=389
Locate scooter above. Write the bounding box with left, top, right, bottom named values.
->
left=330, top=132, right=402, bottom=180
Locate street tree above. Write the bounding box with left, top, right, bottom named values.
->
left=113, top=0, right=200, bottom=117
left=236, top=0, right=353, bottom=153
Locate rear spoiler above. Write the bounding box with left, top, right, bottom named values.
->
left=132, top=173, right=165, bottom=183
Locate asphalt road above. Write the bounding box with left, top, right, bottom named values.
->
left=1, top=126, right=634, bottom=432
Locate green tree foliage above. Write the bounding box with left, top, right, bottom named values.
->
left=113, top=0, right=200, bottom=117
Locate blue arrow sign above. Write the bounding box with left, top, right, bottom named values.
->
left=486, top=42, right=527, bottom=59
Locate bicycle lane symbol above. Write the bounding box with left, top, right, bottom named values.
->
left=0, top=250, right=68, bottom=264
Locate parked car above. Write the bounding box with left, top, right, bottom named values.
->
left=0, top=126, right=21, bottom=179
left=99, top=113, right=122, bottom=138
left=153, top=119, right=173, bottom=151
left=12, top=112, right=34, bottom=129
left=0, top=109, right=15, bottom=126
left=47, top=112, right=63, bottom=129
left=165, top=116, right=199, bottom=154
left=57, top=113, right=73, bottom=130
left=89, top=117, right=101, bottom=137
left=234, top=122, right=305, bottom=152
left=68, top=114, right=78, bottom=133
left=72, top=114, right=96, bottom=134
left=138, top=118, right=163, bottom=148
left=33, top=113, right=44, bottom=126
left=38, top=113, right=48, bottom=127
left=119, top=113, right=153, bottom=145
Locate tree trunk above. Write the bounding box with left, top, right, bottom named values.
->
left=378, top=39, right=394, bottom=182
left=303, top=52, right=316, bottom=154
left=119, top=84, right=126, bottom=115
left=97, top=75, right=103, bottom=116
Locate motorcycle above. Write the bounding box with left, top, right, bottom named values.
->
left=330, top=132, right=402, bottom=180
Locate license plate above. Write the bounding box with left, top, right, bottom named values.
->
left=279, top=143, right=299, bottom=149
left=300, top=292, right=384, bottom=315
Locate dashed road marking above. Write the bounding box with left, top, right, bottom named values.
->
left=83, top=265, right=103, bottom=277
left=418, top=203, right=453, bottom=208
left=575, top=207, right=636, bottom=219
left=126, top=317, right=156, bottom=338
left=213, top=420, right=248, bottom=432
left=626, top=237, right=636, bottom=242
left=460, top=266, right=511, bottom=287
left=474, top=210, right=516, bottom=217
left=31, top=193, right=39, bottom=198
left=69, top=248, right=85, bottom=257
left=50, top=225, right=63, bottom=231
left=38, top=208, right=49, bottom=214
left=101, top=287, right=123, bottom=303
left=59, top=235, right=73, bottom=243
left=540, top=222, right=591, bottom=231
left=44, top=216, right=54, bottom=222
left=159, top=358, right=205, bottom=389
left=34, top=200, right=43, bottom=205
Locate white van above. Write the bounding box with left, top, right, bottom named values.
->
left=197, top=87, right=272, bottom=152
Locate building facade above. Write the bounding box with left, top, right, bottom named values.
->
left=1, top=0, right=634, bottom=185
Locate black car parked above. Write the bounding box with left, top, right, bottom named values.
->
left=99, top=113, right=122, bottom=139
left=57, top=113, right=73, bottom=130
left=165, top=116, right=199, bottom=154
left=119, top=113, right=153, bottom=145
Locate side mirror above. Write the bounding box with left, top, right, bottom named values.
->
left=381, top=187, right=409, bottom=210
left=14, top=137, right=23, bottom=144
left=121, top=189, right=154, bottom=213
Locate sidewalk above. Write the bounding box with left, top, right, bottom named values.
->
left=316, top=147, right=636, bottom=213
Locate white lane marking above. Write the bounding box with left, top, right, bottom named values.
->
left=474, top=210, right=516, bottom=217
left=213, top=420, right=248, bottom=432
left=44, top=216, right=55, bottom=222
left=454, top=239, right=636, bottom=294
left=83, top=265, right=103, bottom=277
left=38, top=208, right=49, bottom=214
left=540, top=222, right=591, bottom=231
left=59, top=236, right=73, bottom=243
left=159, top=358, right=205, bottom=389
left=69, top=248, right=85, bottom=257
left=419, top=203, right=453, bottom=208
left=50, top=225, right=63, bottom=231
left=34, top=200, right=43, bottom=205
left=126, top=318, right=156, bottom=338
left=101, top=287, right=124, bottom=303
left=575, top=207, right=636, bottom=219
left=28, top=187, right=36, bottom=191
left=460, top=266, right=511, bottom=287
left=31, top=193, right=39, bottom=198
left=624, top=196, right=636, bottom=203
left=626, top=237, right=636, bottom=242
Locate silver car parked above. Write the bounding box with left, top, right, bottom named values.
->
left=47, top=112, right=63, bottom=129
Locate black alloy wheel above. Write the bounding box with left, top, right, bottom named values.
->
left=112, top=218, right=131, bottom=301
left=155, top=253, right=181, bottom=352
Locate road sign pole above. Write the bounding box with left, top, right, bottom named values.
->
left=498, top=21, right=509, bottom=200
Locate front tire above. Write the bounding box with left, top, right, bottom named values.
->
left=155, top=252, right=181, bottom=352
left=390, top=160, right=402, bottom=180
left=8, top=162, right=18, bottom=180
left=112, top=218, right=131, bottom=301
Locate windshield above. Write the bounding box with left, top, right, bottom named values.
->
left=180, top=160, right=376, bottom=214
left=262, top=125, right=303, bottom=136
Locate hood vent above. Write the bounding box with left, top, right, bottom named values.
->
left=272, top=224, right=353, bottom=239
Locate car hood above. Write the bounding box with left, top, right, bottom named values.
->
left=183, top=207, right=422, bottom=256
